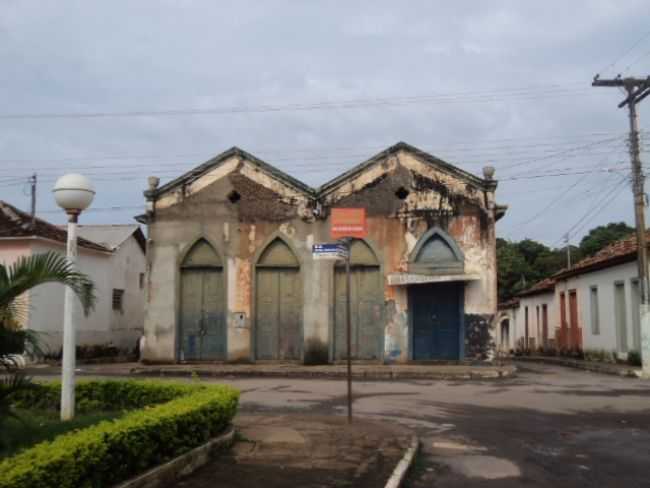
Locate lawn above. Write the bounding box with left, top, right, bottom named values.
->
left=0, top=408, right=122, bottom=459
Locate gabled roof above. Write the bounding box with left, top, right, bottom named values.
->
left=555, top=231, right=642, bottom=280
left=151, top=146, right=315, bottom=198
left=318, top=141, right=496, bottom=195
left=516, top=277, right=556, bottom=298
left=148, top=142, right=495, bottom=200
left=0, top=201, right=110, bottom=252
left=74, top=225, right=146, bottom=253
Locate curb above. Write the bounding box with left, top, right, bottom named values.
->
left=514, top=357, right=641, bottom=378
left=128, top=367, right=517, bottom=381
left=385, top=434, right=419, bottom=488
left=114, top=426, right=235, bottom=488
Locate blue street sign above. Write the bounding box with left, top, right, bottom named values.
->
left=312, top=243, right=348, bottom=260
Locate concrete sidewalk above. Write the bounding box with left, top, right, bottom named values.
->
left=27, top=361, right=516, bottom=380
left=513, top=356, right=642, bottom=378
left=172, top=414, right=414, bottom=488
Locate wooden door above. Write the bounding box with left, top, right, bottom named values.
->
left=569, top=290, right=579, bottom=349
left=614, top=282, right=628, bottom=353
left=542, top=304, right=549, bottom=347
left=411, top=283, right=461, bottom=360
left=179, top=240, right=226, bottom=361
left=334, top=267, right=382, bottom=359
left=333, top=240, right=382, bottom=360
left=255, top=238, right=302, bottom=360
left=559, top=291, right=567, bottom=348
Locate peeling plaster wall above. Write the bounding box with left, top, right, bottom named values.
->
left=143, top=149, right=499, bottom=363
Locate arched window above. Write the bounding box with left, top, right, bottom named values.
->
left=181, top=239, right=222, bottom=268
left=409, top=227, right=464, bottom=274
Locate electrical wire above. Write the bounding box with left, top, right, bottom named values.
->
left=0, top=83, right=593, bottom=121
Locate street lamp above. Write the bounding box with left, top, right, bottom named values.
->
left=53, top=174, right=95, bottom=421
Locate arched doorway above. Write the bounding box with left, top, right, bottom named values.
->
left=500, top=318, right=510, bottom=350
left=179, top=239, right=226, bottom=360
left=408, top=228, right=464, bottom=360
left=333, top=239, right=383, bottom=360
left=255, top=238, right=302, bottom=360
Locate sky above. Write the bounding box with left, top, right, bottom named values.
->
left=1, top=0, right=649, bottom=248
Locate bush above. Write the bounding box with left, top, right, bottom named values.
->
left=0, top=380, right=239, bottom=488
left=628, top=350, right=642, bottom=367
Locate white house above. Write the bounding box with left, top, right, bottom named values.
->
left=553, top=234, right=645, bottom=359
left=499, top=232, right=646, bottom=359
left=496, top=277, right=556, bottom=353
left=0, top=201, right=146, bottom=354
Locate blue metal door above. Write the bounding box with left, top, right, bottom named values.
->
left=411, top=283, right=461, bottom=360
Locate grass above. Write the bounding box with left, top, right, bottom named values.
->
left=0, top=408, right=122, bottom=459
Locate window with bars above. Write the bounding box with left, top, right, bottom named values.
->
left=112, top=289, right=124, bottom=312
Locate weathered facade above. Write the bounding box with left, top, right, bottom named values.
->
left=139, top=142, right=505, bottom=363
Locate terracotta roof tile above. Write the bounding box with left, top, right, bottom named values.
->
left=0, top=200, right=110, bottom=252
left=555, top=231, right=642, bottom=279
left=517, top=277, right=556, bottom=297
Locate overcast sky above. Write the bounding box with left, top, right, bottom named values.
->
left=1, top=1, right=649, bottom=247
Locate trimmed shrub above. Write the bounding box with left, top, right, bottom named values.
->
left=628, top=350, right=642, bottom=367
left=0, top=380, right=239, bottom=488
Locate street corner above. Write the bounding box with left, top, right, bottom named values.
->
left=175, top=414, right=417, bottom=488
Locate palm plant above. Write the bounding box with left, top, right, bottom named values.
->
left=0, top=251, right=95, bottom=431
left=1, top=251, right=96, bottom=333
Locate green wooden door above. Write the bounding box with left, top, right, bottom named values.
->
left=255, top=238, right=302, bottom=360
left=179, top=240, right=226, bottom=361
left=334, top=240, right=382, bottom=360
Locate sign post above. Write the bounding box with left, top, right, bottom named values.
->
left=331, top=208, right=367, bottom=424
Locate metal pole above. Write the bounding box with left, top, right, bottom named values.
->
left=627, top=94, right=650, bottom=376
left=345, top=241, right=352, bottom=424
left=61, top=211, right=78, bottom=421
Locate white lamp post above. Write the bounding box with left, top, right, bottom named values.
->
left=53, top=174, right=95, bottom=421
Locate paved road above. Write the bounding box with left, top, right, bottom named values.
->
left=208, top=362, right=650, bottom=487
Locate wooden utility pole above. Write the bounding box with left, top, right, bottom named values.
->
left=593, top=75, right=650, bottom=375
left=564, top=233, right=572, bottom=269
left=29, top=173, right=37, bottom=228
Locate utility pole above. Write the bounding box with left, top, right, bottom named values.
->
left=593, top=75, right=650, bottom=375
left=29, top=173, right=37, bottom=228
left=564, top=233, right=572, bottom=269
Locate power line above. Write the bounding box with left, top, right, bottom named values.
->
left=0, top=83, right=593, bottom=121
left=552, top=176, right=630, bottom=246
left=512, top=173, right=592, bottom=228
left=598, top=27, right=650, bottom=76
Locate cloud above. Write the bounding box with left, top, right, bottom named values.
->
left=0, top=0, right=648, bottom=245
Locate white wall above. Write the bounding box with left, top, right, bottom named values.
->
left=516, top=291, right=556, bottom=350
left=108, top=236, right=146, bottom=349
left=558, top=260, right=642, bottom=357
left=1, top=236, right=146, bottom=354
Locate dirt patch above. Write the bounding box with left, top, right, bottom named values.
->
left=173, top=414, right=413, bottom=488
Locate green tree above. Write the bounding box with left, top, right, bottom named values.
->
left=579, top=222, right=634, bottom=257
left=497, top=238, right=533, bottom=302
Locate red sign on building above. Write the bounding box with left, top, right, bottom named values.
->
left=331, top=208, right=367, bottom=239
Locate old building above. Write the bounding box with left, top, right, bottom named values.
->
left=497, top=278, right=556, bottom=353
left=554, top=232, right=648, bottom=358
left=0, top=201, right=147, bottom=353
left=139, top=142, right=506, bottom=363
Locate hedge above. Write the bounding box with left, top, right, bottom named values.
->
left=0, top=380, right=239, bottom=488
